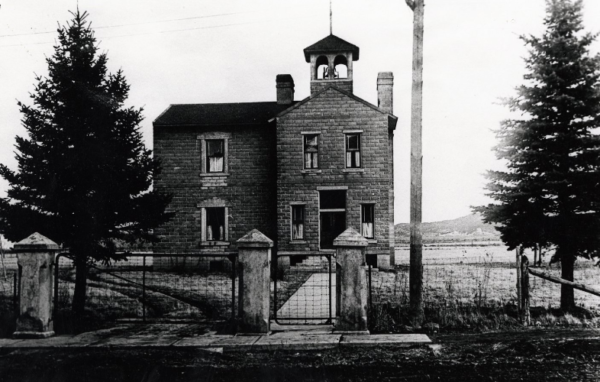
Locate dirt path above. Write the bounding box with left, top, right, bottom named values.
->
left=1, top=329, right=599, bottom=381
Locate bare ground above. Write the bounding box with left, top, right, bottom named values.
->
left=1, top=329, right=599, bottom=381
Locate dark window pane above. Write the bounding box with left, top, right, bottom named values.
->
left=206, top=207, right=225, bottom=241
left=207, top=140, right=224, bottom=156
left=305, top=135, right=318, bottom=151
left=319, top=190, right=346, bottom=209
left=292, top=205, right=305, bottom=240
left=347, top=134, right=360, bottom=150
left=361, top=204, right=374, bottom=238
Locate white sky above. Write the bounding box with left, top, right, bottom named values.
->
left=1, top=0, right=599, bottom=224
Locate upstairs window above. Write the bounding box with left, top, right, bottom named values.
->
left=361, top=204, right=375, bottom=239
left=291, top=205, right=305, bottom=240
left=346, top=133, right=361, bottom=168
left=304, top=134, right=319, bottom=169
left=206, top=207, right=225, bottom=241
left=206, top=139, right=224, bottom=173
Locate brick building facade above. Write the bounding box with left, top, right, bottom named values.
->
left=153, top=34, right=397, bottom=268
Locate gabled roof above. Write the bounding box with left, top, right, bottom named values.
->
left=153, top=102, right=295, bottom=127
left=270, top=85, right=397, bottom=130
left=303, top=34, right=360, bottom=62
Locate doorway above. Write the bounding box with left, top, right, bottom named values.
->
left=319, top=190, right=346, bottom=249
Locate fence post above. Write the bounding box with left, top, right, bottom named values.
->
left=13, top=272, right=18, bottom=314
left=142, top=255, right=146, bottom=323
left=237, top=229, right=273, bottom=334
left=516, top=246, right=522, bottom=313
left=521, top=255, right=530, bottom=326
left=333, top=228, right=369, bottom=334
left=13, top=233, right=59, bottom=338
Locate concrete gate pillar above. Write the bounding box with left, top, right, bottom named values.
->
left=237, top=229, right=273, bottom=334
left=334, top=228, right=369, bottom=334
left=13, top=232, right=59, bottom=338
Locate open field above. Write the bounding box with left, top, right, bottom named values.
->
left=390, top=245, right=600, bottom=310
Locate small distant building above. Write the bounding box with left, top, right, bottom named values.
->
left=153, top=34, right=397, bottom=268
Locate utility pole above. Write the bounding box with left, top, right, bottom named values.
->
left=405, top=0, right=424, bottom=325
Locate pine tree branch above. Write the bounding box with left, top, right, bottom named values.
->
left=405, top=0, right=415, bottom=11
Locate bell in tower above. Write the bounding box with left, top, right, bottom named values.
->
left=303, top=34, right=359, bottom=95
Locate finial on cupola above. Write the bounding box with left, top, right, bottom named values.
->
left=330, top=0, right=333, bottom=35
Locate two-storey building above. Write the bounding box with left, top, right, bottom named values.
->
left=153, top=34, right=397, bottom=268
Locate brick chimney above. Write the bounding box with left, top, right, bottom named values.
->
left=276, top=74, right=295, bottom=105
left=377, top=72, right=393, bottom=114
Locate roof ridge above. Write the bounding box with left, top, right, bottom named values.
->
left=168, top=101, right=280, bottom=106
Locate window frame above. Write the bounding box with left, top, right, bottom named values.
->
left=303, top=134, right=320, bottom=169
left=200, top=206, right=229, bottom=243
left=345, top=133, right=361, bottom=168
left=291, top=204, right=306, bottom=241
left=361, top=204, right=375, bottom=239
left=197, top=133, right=230, bottom=177
left=205, top=139, right=225, bottom=173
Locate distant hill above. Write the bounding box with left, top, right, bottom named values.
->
left=395, top=214, right=500, bottom=244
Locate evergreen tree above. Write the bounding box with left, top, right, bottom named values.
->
left=0, top=10, right=172, bottom=318
left=475, top=0, right=600, bottom=311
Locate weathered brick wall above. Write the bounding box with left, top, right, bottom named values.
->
left=311, top=80, right=352, bottom=95
left=153, top=124, right=277, bottom=253
left=276, top=87, right=393, bottom=261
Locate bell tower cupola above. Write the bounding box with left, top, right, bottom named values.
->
left=303, top=34, right=359, bottom=95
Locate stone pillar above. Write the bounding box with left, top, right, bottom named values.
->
left=237, top=229, right=273, bottom=334
left=334, top=228, right=369, bottom=334
left=13, top=232, right=59, bottom=338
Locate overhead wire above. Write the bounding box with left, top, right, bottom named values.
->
left=0, top=8, right=330, bottom=48
left=0, top=10, right=257, bottom=38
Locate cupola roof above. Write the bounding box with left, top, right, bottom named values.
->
left=303, top=34, right=359, bottom=62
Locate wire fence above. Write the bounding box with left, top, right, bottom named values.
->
left=0, top=251, right=19, bottom=337
left=367, top=250, right=600, bottom=332
left=272, top=253, right=334, bottom=325
left=54, top=252, right=238, bottom=332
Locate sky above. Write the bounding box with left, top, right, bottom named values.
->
left=0, top=0, right=599, bottom=224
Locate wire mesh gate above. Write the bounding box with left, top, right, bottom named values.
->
left=272, top=253, right=335, bottom=325
left=54, top=252, right=238, bottom=329
left=0, top=251, right=19, bottom=318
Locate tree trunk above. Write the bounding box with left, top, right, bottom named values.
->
left=72, top=250, right=88, bottom=322
left=559, top=248, right=575, bottom=312
left=408, top=0, right=425, bottom=326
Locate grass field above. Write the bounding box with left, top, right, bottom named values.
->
left=365, top=245, right=600, bottom=332
left=391, top=245, right=600, bottom=310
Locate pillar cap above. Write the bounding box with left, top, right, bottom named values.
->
left=14, top=232, right=59, bottom=251
left=333, top=228, right=369, bottom=247
left=237, top=229, right=273, bottom=248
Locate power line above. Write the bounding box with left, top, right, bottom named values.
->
left=0, top=10, right=256, bottom=39
left=0, top=12, right=323, bottom=48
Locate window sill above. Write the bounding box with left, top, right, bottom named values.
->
left=200, top=173, right=230, bottom=178
left=318, top=249, right=336, bottom=253
left=289, top=240, right=307, bottom=245
left=366, top=239, right=377, bottom=244
left=342, top=168, right=364, bottom=173
left=199, top=241, right=230, bottom=247
left=301, top=169, right=322, bottom=174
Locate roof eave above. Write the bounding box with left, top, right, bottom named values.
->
left=152, top=104, right=174, bottom=125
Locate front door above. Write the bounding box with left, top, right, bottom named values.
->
left=319, top=190, right=347, bottom=249
left=320, top=211, right=346, bottom=249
